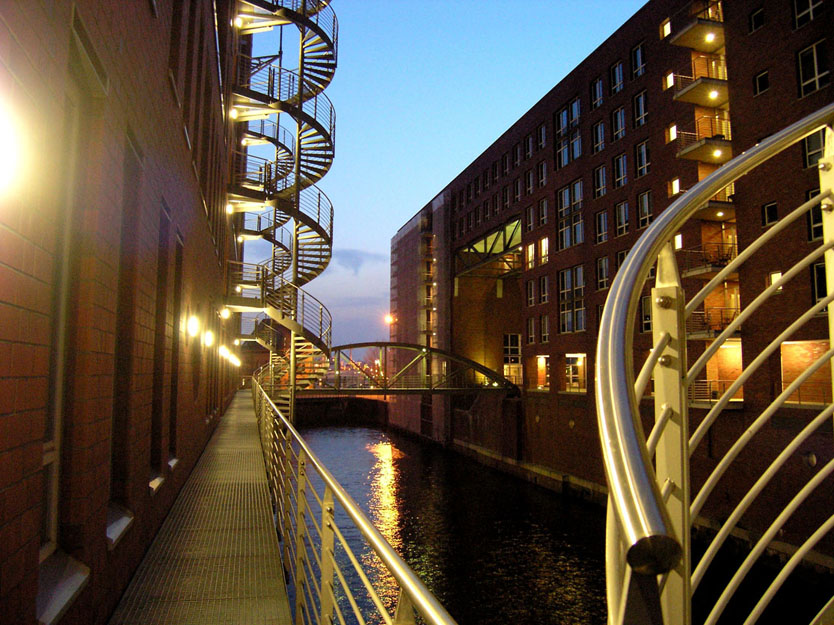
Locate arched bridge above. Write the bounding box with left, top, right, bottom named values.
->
left=299, top=342, right=519, bottom=396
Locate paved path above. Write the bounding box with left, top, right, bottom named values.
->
left=109, top=391, right=291, bottom=624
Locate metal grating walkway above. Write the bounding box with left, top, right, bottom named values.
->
left=109, top=391, right=291, bottom=625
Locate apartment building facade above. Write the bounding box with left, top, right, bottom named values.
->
left=391, top=0, right=832, bottom=505
left=0, top=2, right=244, bottom=623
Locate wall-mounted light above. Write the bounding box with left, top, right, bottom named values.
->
left=233, top=339, right=240, bottom=346
left=219, top=345, right=230, bottom=358
left=384, top=314, right=394, bottom=325
left=234, top=16, right=244, bottom=28
left=187, top=316, right=200, bottom=337
left=220, top=308, right=231, bottom=319
left=225, top=203, right=234, bottom=214
left=203, top=330, right=215, bottom=347
left=0, top=101, right=23, bottom=197
left=230, top=108, right=239, bottom=120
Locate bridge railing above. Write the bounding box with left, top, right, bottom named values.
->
left=251, top=375, right=459, bottom=625
left=596, top=102, right=834, bottom=624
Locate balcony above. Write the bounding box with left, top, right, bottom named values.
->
left=694, top=183, right=735, bottom=219
left=679, top=241, right=737, bottom=278
left=676, top=116, right=732, bottom=164
left=685, top=306, right=740, bottom=338
left=673, top=55, right=728, bottom=107
left=687, top=378, right=743, bottom=408
left=669, top=1, right=724, bottom=53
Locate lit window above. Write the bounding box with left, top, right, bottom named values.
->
left=564, top=353, right=587, bottom=392
left=769, top=270, right=783, bottom=292
left=659, top=18, right=671, bottom=39
left=674, top=233, right=683, bottom=249
left=666, top=124, right=678, bottom=143
left=539, top=237, right=549, bottom=265
left=663, top=71, right=675, bottom=90
left=797, top=40, right=830, bottom=97
left=526, top=243, right=535, bottom=270
left=669, top=177, right=681, bottom=196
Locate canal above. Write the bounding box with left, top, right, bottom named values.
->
left=299, top=425, right=608, bottom=625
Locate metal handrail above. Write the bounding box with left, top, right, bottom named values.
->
left=677, top=116, right=732, bottom=149
left=251, top=378, right=458, bottom=625
left=263, top=275, right=332, bottom=350
left=596, top=101, right=834, bottom=621
left=674, top=54, right=727, bottom=90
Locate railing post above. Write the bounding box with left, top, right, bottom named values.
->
left=392, top=588, right=417, bottom=625
left=294, top=449, right=308, bottom=625
left=819, top=126, right=834, bottom=423
left=652, top=242, right=691, bottom=625
left=319, top=486, right=335, bottom=625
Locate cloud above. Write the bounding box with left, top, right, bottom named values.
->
left=331, top=248, right=388, bottom=275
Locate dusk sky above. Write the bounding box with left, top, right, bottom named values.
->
left=250, top=0, right=646, bottom=346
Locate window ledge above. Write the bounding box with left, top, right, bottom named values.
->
left=37, top=551, right=90, bottom=625
left=149, top=475, right=165, bottom=495
left=106, top=502, right=134, bottom=550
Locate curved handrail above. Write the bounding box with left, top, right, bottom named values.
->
left=263, top=275, right=332, bottom=352
left=251, top=378, right=459, bottom=625
left=595, top=101, right=834, bottom=574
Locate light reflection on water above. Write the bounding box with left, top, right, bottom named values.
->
left=301, top=426, right=607, bottom=625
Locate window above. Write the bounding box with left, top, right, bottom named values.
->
left=502, top=185, right=510, bottom=209
left=595, top=210, right=608, bottom=243
left=483, top=169, right=490, bottom=189
left=538, top=198, right=548, bottom=226
left=798, top=40, right=830, bottom=97
left=635, top=141, right=650, bottom=177
left=596, top=256, right=610, bottom=290
left=514, top=178, right=521, bottom=202
left=641, top=296, right=653, bottom=333
left=540, top=315, right=550, bottom=343
left=564, top=354, right=587, bottom=392
left=539, top=275, right=549, bottom=303
left=762, top=201, right=778, bottom=227
left=812, top=262, right=827, bottom=305
left=504, top=334, right=522, bottom=382
left=615, top=201, right=629, bottom=236
left=592, top=121, right=605, bottom=153
left=631, top=43, right=646, bottom=78
left=467, top=212, right=473, bottom=230
left=638, top=190, right=652, bottom=228
left=612, top=107, right=626, bottom=140
left=537, top=123, right=547, bottom=148
left=616, top=249, right=628, bottom=269
left=474, top=175, right=481, bottom=196
left=749, top=8, right=764, bottom=32
left=525, top=205, right=535, bottom=232
left=610, top=61, right=624, bottom=94
left=525, top=169, right=534, bottom=195
left=492, top=193, right=499, bottom=215
left=557, top=180, right=584, bottom=249
left=769, top=270, right=784, bottom=292
left=633, top=91, right=647, bottom=127
left=660, top=18, right=671, bottom=39
left=808, top=189, right=823, bottom=240
left=482, top=201, right=489, bottom=222
left=663, top=71, right=675, bottom=90
left=570, top=129, right=582, bottom=160
left=753, top=70, right=769, bottom=95
left=475, top=205, right=481, bottom=225
left=674, top=233, right=683, bottom=250
left=539, top=237, right=549, bottom=265
left=502, top=152, right=510, bottom=174
left=669, top=177, right=681, bottom=196
left=613, top=154, right=627, bottom=188
left=527, top=317, right=535, bottom=344
left=514, top=143, right=521, bottom=167
left=526, top=243, right=536, bottom=269
left=569, top=98, right=580, bottom=125
left=803, top=129, right=825, bottom=168
left=794, top=0, right=823, bottom=28
left=593, top=165, right=607, bottom=198
left=526, top=280, right=536, bottom=306
left=537, top=161, right=547, bottom=187
left=525, top=135, right=534, bottom=158
left=666, top=123, right=678, bottom=143
left=559, top=266, right=585, bottom=333
left=591, top=77, right=604, bottom=109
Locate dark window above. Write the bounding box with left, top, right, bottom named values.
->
left=797, top=40, right=830, bottom=97
left=749, top=7, right=764, bottom=33
left=753, top=70, right=769, bottom=95
left=762, top=202, right=778, bottom=227
left=794, top=0, right=823, bottom=28
left=631, top=43, right=646, bottom=78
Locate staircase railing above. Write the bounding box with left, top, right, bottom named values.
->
left=251, top=376, right=458, bottom=625
left=596, top=102, right=834, bottom=624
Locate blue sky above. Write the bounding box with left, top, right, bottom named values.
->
left=249, top=0, right=646, bottom=346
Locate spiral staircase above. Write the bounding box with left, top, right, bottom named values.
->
left=225, top=0, right=337, bottom=423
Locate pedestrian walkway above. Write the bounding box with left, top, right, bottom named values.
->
left=109, top=391, right=291, bottom=624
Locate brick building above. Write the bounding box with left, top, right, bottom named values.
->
left=0, top=2, right=245, bottom=623
left=390, top=0, right=833, bottom=510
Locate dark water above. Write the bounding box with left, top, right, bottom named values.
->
left=299, top=426, right=607, bottom=625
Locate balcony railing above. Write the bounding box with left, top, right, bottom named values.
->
left=678, top=241, right=737, bottom=273
left=686, top=306, right=740, bottom=335
left=678, top=116, right=732, bottom=150
left=595, top=102, right=834, bottom=625
left=674, top=54, right=727, bottom=91
left=780, top=380, right=833, bottom=406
